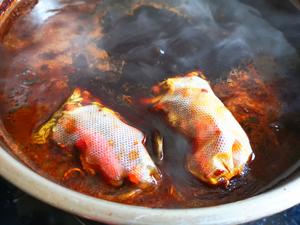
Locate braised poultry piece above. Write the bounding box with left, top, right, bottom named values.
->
left=1, top=0, right=298, bottom=208
left=32, top=88, right=161, bottom=190
left=147, top=72, right=254, bottom=185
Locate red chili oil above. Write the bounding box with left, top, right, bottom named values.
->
left=0, top=0, right=299, bottom=208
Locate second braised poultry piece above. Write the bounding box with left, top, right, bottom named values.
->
left=32, top=88, right=161, bottom=190
left=148, top=72, right=254, bottom=186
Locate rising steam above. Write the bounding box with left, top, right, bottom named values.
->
left=96, top=0, right=298, bottom=84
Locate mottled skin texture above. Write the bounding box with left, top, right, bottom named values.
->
left=33, top=88, right=161, bottom=189
left=149, top=72, right=254, bottom=185
left=1, top=0, right=291, bottom=207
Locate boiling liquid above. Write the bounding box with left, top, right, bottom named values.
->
left=0, top=0, right=300, bottom=208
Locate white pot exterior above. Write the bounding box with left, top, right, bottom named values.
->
left=0, top=146, right=300, bottom=225
left=0, top=1, right=300, bottom=224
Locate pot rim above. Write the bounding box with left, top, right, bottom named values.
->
left=0, top=146, right=299, bottom=225
left=0, top=0, right=299, bottom=223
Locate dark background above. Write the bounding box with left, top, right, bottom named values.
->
left=0, top=177, right=299, bottom=225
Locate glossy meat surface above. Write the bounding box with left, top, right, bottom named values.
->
left=33, top=88, right=161, bottom=189
left=1, top=0, right=298, bottom=208
left=149, top=72, right=254, bottom=185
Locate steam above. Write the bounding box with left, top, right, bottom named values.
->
left=97, top=0, right=298, bottom=84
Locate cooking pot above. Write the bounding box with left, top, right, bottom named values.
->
left=0, top=0, right=299, bottom=224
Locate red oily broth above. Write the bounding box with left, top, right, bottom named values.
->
left=0, top=0, right=300, bottom=208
